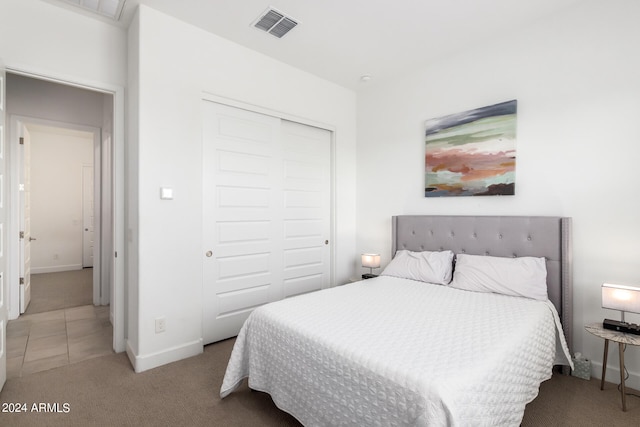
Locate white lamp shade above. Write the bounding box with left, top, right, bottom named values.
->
left=602, top=283, right=640, bottom=314
left=361, top=253, right=381, bottom=269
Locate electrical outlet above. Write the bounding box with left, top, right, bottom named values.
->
left=155, top=317, right=166, bottom=333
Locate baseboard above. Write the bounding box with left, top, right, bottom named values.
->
left=31, top=264, right=83, bottom=274
left=126, top=339, right=203, bottom=373
left=590, top=361, right=640, bottom=391
left=125, top=341, right=137, bottom=371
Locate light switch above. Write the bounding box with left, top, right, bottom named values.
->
left=160, top=187, right=173, bottom=200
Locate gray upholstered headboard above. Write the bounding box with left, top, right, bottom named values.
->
left=392, top=215, right=573, bottom=354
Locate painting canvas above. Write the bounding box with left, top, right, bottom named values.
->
left=425, top=100, right=517, bottom=197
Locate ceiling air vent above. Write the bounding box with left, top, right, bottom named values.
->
left=57, top=0, right=126, bottom=21
left=253, top=7, right=298, bottom=38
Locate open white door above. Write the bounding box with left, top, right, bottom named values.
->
left=0, top=60, right=8, bottom=391
left=18, top=123, right=31, bottom=314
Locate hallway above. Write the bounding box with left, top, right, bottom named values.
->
left=25, top=268, right=93, bottom=315
left=6, top=269, right=113, bottom=379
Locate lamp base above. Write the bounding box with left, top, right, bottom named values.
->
left=603, top=318, right=640, bottom=335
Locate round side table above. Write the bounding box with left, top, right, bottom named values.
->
left=585, top=322, right=640, bottom=411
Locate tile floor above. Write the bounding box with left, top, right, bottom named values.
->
left=6, top=270, right=113, bottom=378
left=6, top=304, right=114, bottom=379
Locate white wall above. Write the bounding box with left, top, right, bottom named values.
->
left=6, top=73, right=108, bottom=129
left=126, top=11, right=140, bottom=357
left=127, top=6, right=357, bottom=371
left=102, top=95, right=114, bottom=308
left=357, top=0, right=640, bottom=388
left=28, top=125, right=93, bottom=272
left=0, top=0, right=127, bottom=87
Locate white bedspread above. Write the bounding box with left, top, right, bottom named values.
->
left=220, top=276, right=572, bottom=426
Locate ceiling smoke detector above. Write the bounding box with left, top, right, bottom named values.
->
left=253, top=7, right=298, bottom=38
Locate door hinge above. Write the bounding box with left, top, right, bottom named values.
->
left=19, top=277, right=24, bottom=285
left=19, top=231, right=24, bottom=239
left=19, top=137, right=24, bottom=145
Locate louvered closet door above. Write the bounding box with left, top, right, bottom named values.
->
left=202, top=101, right=331, bottom=345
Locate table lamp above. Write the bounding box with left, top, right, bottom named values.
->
left=361, top=253, right=380, bottom=279
left=602, top=283, right=640, bottom=335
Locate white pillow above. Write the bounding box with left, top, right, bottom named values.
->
left=381, top=250, right=454, bottom=285
left=450, top=254, right=548, bottom=301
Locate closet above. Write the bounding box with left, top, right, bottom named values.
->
left=202, top=101, right=331, bottom=344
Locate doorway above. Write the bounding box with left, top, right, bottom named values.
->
left=18, top=122, right=97, bottom=314
left=4, top=72, right=120, bottom=365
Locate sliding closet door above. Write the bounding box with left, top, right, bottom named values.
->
left=281, top=120, right=331, bottom=297
left=202, top=101, right=331, bottom=344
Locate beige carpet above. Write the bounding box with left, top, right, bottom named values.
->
left=0, top=337, right=638, bottom=426
left=25, top=269, right=93, bottom=315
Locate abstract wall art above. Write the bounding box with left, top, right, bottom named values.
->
left=425, top=99, right=517, bottom=197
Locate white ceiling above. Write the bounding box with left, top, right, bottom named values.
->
left=54, top=0, right=588, bottom=90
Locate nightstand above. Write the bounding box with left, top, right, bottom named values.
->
left=585, top=322, right=640, bottom=411
left=361, top=274, right=378, bottom=280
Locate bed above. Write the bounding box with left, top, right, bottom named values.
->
left=220, top=215, right=574, bottom=426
